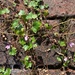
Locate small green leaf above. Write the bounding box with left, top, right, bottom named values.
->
left=26, top=12, right=37, bottom=19
left=31, top=37, right=36, bottom=43
left=44, top=23, right=48, bottom=28
left=26, top=62, right=32, bottom=69
left=44, top=4, right=49, bottom=9
left=51, top=45, right=57, bottom=50
left=4, top=8, right=10, bottom=13
left=24, top=56, right=29, bottom=61
left=45, top=23, right=52, bottom=29
left=11, top=19, right=19, bottom=28
left=23, top=0, right=28, bottom=5
left=43, top=10, right=49, bottom=16
left=9, top=47, right=17, bottom=55
left=18, top=10, right=25, bottom=16
left=31, top=27, right=37, bottom=33
left=28, top=42, right=33, bottom=50
left=58, top=41, right=66, bottom=47
left=33, top=43, right=37, bottom=48
left=39, top=5, right=44, bottom=9
left=4, top=68, right=11, bottom=75
left=57, top=56, right=62, bottom=62
left=0, top=67, right=5, bottom=73
left=22, top=56, right=32, bottom=69
left=0, top=9, right=5, bottom=15
left=31, top=21, right=41, bottom=33
left=23, top=45, right=29, bottom=51
left=0, top=8, right=10, bottom=15
left=28, top=1, right=38, bottom=8
left=63, top=60, right=69, bottom=67
left=19, top=38, right=26, bottom=45
left=32, top=14, right=37, bottom=19
left=73, top=58, right=75, bottom=62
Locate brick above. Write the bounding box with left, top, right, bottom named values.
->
left=11, top=69, right=65, bottom=75
left=0, top=43, right=6, bottom=51
left=0, top=52, right=6, bottom=64
left=43, top=0, right=75, bottom=17
left=11, top=69, right=32, bottom=75
left=67, top=69, right=75, bottom=75
left=35, top=47, right=62, bottom=67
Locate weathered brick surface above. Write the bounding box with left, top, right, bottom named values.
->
left=11, top=69, right=32, bottom=75
left=11, top=69, right=66, bottom=75
left=0, top=52, right=6, bottom=64
left=35, top=46, right=62, bottom=66
left=67, top=69, right=75, bottom=75
left=11, top=69, right=75, bottom=75
left=43, top=0, right=75, bottom=17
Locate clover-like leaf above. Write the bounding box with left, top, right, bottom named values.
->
left=43, top=10, right=49, bottom=16
left=31, top=21, right=41, bottom=33
left=23, top=45, right=29, bottom=51
left=45, top=23, right=52, bottom=29
left=0, top=8, right=10, bottom=15
left=31, top=37, right=36, bottom=43
left=18, top=10, right=25, bottom=16
left=28, top=1, right=38, bottom=8
left=9, top=47, right=17, bottom=55
left=26, top=12, right=37, bottom=19
left=31, top=27, right=37, bottom=33
left=39, top=5, right=44, bottom=9
left=24, top=56, right=29, bottom=61
left=63, top=60, right=69, bottom=67
left=33, top=43, right=37, bottom=48
left=57, top=56, right=62, bottom=62
left=58, top=40, right=66, bottom=47
left=44, top=4, right=49, bottom=9
left=11, top=19, right=20, bottom=29
left=26, top=62, right=32, bottom=69
left=23, top=0, right=28, bottom=5
left=19, top=38, right=26, bottom=46
left=4, top=68, right=11, bottom=75
left=23, top=56, right=32, bottom=69
left=4, top=8, right=10, bottom=13
left=0, top=67, right=5, bottom=73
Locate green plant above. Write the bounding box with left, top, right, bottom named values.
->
left=0, top=0, right=50, bottom=69
left=9, top=0, right=49, bottom=69
left=0, top=67, right=11, bottom=75
left=5, top=45, right=17, bottom=56
left=0, top=8, right=10, bottom=15
left=58, top=40, right=66, bottom=47
left=9, top=46, right=17, bottom=56
left=21, top=56, right=32, bottom=69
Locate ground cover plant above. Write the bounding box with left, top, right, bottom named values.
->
left=0, top=0, right=75, bottom=75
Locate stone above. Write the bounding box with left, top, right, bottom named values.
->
left=0, top=52, right=6, bottom=64
left=11, top=69, right=32, bottom=75
left=66, top=69, right=75, bottom=75
left=0, top=43, right=6, bottom=51
left=35, top=48, right=62, bottom=67
left=43, top=0, right=75, bottom=17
